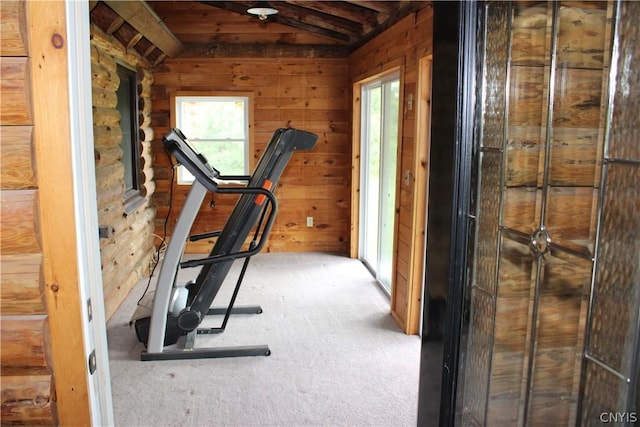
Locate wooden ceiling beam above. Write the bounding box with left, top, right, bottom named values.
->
left=348, top=1, right=425, bottom=50
left=199, top=1, right=352, bottom=43
left=345, top=1, right=399, bottom=15
left=90, top=2, right=123, bottom=35
left=104, top=0, right=184, bottom=57
left=113, top=21, right=143, bottom=53
left=284, top=1, right=378, bottom=33
left=127, top=33, right=144, bottom=49
left=153, top=53, right=167, bottom=66
left=268, top=14, right=352, bottom=43
left=274, top=2, right=363, bottom=38
left=144, top=44, right=156, bottom=57
left=183, top=43, right=349, bottom=58
left=105, top=16, right=124, bottom=35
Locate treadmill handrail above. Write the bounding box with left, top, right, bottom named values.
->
left=180, top=242, right=259, bottom=268
left=188, top=183, right=277, bottom=243
left=213, top=177, right=250, bottom=186
left=218, top=175, right=251, bottom=181
left=189, top=230, right=222, bottom=242
left=181, top=186, right=277, bottom=269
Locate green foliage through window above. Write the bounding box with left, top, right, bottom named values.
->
left=175, top=96, right=249, bottom=182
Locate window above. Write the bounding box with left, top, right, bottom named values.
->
left=174, top=95, right=251, bottom=184
left=116, top=64, right=143, bottom=212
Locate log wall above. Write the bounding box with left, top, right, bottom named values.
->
left=0, top=1, right=56, bottom=424
left=348, top=5, right=434, bottom=333
left=90, top=25, right=157, bottom=319
left=151, top=58, right=351, bottom=254
left=1, top=4, right=157, bottom=424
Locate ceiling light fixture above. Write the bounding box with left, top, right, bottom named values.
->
left=247, top=1, right=278, bottom=21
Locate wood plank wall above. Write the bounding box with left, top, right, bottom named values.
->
left=348, top=5, right=434, bottom=333
left=0, top=1, right=56, bottom=424
left=90, top=25, right=157, bottom=319
left=151, top=57, right=351, bottom=254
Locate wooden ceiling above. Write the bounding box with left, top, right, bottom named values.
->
left=89, top=1, right=429, bottom=62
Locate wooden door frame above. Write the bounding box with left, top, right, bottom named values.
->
left=28, top=1, right=113, bottom=424
left=405, top=56, right=433, bottom=335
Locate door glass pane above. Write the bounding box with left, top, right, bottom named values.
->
left=359, top=74, right=400, bottom=293
left=486, top=236, right=536, bottom=425
left=527, top=250, right=592, bottom=425
left=378, top=80, right=399, bottom=287
left=544, top=1, right=610, bottom=256
left=362, top=85, right=381, bottom=268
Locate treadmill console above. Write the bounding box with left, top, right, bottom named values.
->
left=163, top=128, right=220, bottom=192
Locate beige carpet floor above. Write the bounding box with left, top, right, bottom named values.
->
left=107, top=252, right=422, bottom=427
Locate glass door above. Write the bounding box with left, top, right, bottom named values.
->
left=360, top=73, right=400, bottom=293
left=454, top=2, right=637, bottom=425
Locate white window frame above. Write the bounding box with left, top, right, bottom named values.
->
left=172, top=92, right=253, bottom=184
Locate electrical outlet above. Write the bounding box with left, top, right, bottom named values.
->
left=306, top=216, right=314, bottom=227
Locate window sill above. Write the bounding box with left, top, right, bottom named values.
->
left=123, top=194, right=146, bottom=216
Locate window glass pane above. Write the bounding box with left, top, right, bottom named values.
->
left=117, top=75, right=134, bottom=191
left=176, top=96, right=249, bottom=182
left=116, top=65, right=140, bottom=200
left=363, top=85, right=381, bottom=267
left=177, top=98, right=246, bottom=140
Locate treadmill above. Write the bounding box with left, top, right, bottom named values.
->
left=131, top=127, right=317, bottom=361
